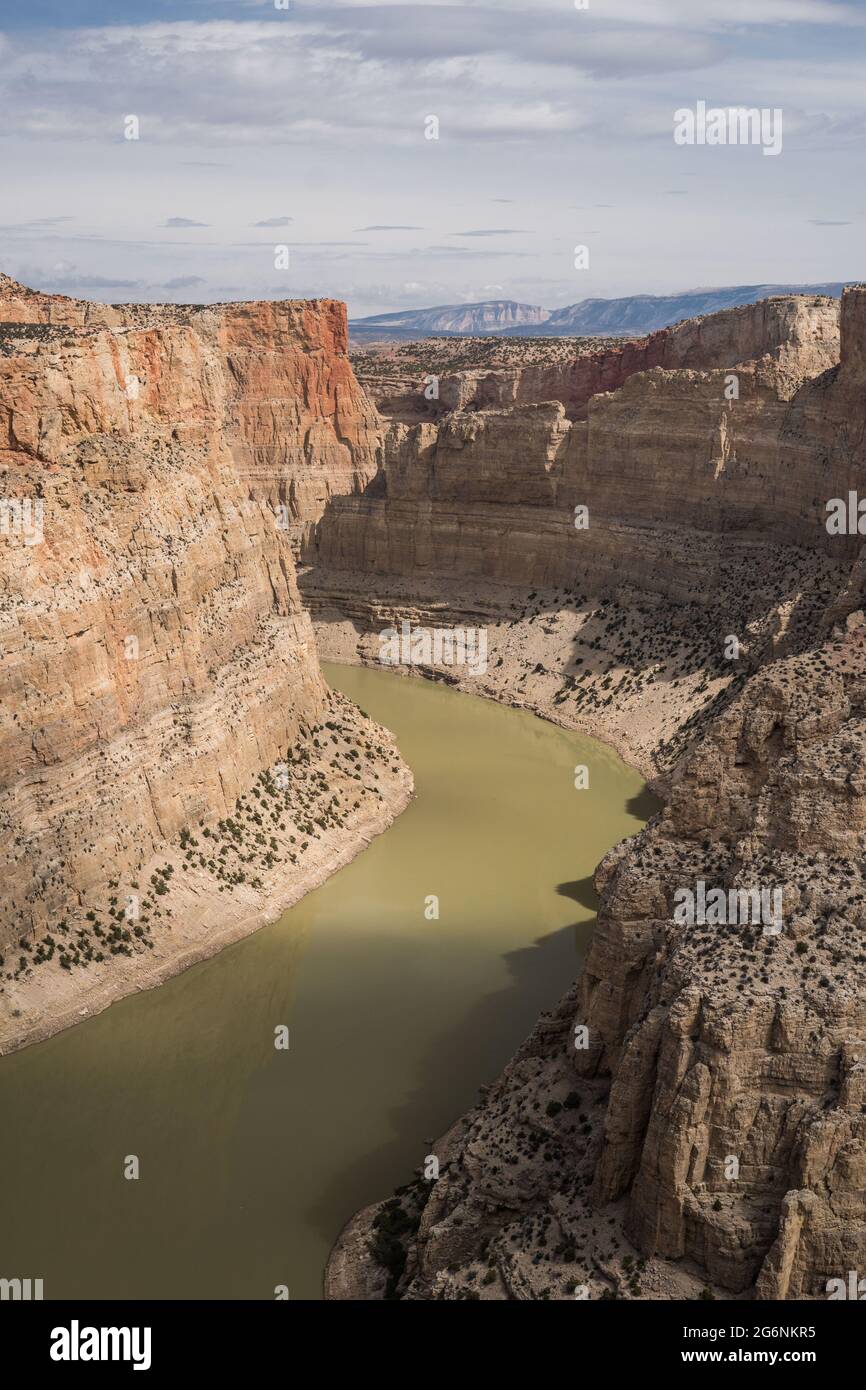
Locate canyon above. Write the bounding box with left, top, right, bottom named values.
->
left=317, top=287, right=866, bottom=1300
left=2, top=270, right=866, bottom=1302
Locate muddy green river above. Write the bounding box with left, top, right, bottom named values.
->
left=0, top=664, right=651, bottom=1299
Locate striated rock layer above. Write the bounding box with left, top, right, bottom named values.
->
left=314, top=294, right=848, bottom=605
left=358, top=293, right=839, bottom=423
left=322, top=289, right=866, bottom=1300
left=0, top=273, right=381, bottom=556
left=0, top=277, right=401, bottom=1052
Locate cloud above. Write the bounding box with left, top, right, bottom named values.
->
left=425, top=246, right=532, bottom=258
left=161, top=275, right=207, bottom=288
left=313, top=0, right=861, bottom=15
left=2, top=14, right=861, bottom=156
left=2, top=7, right=862, bottom=319
left=451, top=229, right=531, bottom=237
left=0, top=216, right=75, bottom=230
left=55, top=274, right=143, bottom=290
left=808, top=218, right=851, bottom=225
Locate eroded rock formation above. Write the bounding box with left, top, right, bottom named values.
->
left=0, top=273, right=381, bottom=555
left=320, top=289, right=866, bottom=1300
left=0, top=277, right=404, bottom=1054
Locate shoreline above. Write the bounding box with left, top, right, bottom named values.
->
left=1, top=639, right=661, bottom=1062
left=0, top=693, right=414, bottom=1058
left=335, top=655, right=658, bottom=782
left=303, top=576, right=721, bottom=785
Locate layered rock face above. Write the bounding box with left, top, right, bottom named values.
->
left=310, top=294, right=845, bottom=606
left=358, top=294, right=839, bottom=423
left=580, top=627, right=866, bottom=1297
left=0, top=314, right=314, bottom=943
left=0, top=278, right=401, bottom=1048
left=321, top=289, right=866, bottom=1301
left=0, top=274, right=381, bottom=556
left=307, top=292, right=854, bottom=786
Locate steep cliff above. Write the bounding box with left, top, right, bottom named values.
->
left=0, top=279, right=405, bottom=1054
left=0, top=274, right=382, bottom=556
left=314, top=294, right=844, bottom=606
left=357, top=294, right=839, bottom=423
left=306, top=294, right=852, bottom=776
left=321, top=289, right=866, bottom=1300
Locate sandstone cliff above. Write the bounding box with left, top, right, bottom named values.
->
left=0, top=278, right=404, bottom=1054
left=320, top=289, right=866, bottom=1300
left=306, top=293, right=853, bottom=776
left=312, top=294, right=846, bottom=610
left=0, top=274, right=382, bottom=556
left=358, top=294, right=839, bottom=423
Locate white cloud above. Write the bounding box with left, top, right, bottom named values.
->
left=1, top=6, right=862, bottom=315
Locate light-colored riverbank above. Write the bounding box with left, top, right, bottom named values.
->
left=0, top=664, right=650, bottom=1299
left=0, top=691, right=413, bottom=1058
left=302, top=572, right=730, bottom=786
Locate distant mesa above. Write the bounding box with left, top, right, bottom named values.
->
left=351, top=282, right=855, bottom=341
left=351, top=300, right=551, bottom=339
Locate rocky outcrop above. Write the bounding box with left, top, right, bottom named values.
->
left=0, top=274, right=382, bottom=556
left=0, top=279, right=403, bottom=1053
left=321, top=288, right=866, bottom=1300
left=312, top=295, right=847, bottom=617
left=358, top=294, right=839, bottom=423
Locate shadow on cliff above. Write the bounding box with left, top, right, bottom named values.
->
left=307, top=913, right=594, bottom=1266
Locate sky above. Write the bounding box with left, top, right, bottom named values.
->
left=0, top=0, right=864, bottom=317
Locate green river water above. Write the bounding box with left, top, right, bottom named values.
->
left=0, top=664, right=651, bottom=1299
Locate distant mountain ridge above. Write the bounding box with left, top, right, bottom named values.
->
left=351, top=283, right=854, bottom=340
left=352, top=300, right=550, bottom=338
left=538, top=283, right=851, bottom=336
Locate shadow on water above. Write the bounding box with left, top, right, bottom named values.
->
left=308, top=919, right=585, bottom=1259
left=626, top=785, right=662, bottom=821
left=555, top=875, right=599, bottom=913
left=0, top=662, right=655, bottom=1299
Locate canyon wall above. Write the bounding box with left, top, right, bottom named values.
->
left=0, top=279, right=398, bottom=1044
left=322, top=288, right=866, bottom=1301
left=584, top=629, right=866, bottom=1298
left=310, top=293, right=855, bottom=613
left=0, top=274, right=382, bottom=555
left=359, top=294, right=839, bottom=422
